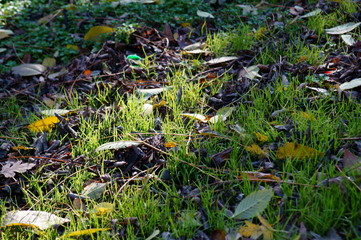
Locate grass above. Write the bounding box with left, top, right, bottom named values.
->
left=1, top=0, right=361, bottom=239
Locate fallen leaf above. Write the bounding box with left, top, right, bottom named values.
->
left=183, top=42, right=205, bottom=51
left=232, top=188, right=273, bottom=219
left=81, top=182, right=107, bottom=200
left=299, top=9, right=321, bottom=18
left=244, top=144, right=267, bottom=156
left=27, top=116, right=60, bottom=132
left=238, top=65, right=261, bottom=81
left=325, top=22, right=361, bottom=35
left=2, top=211, right=70, bottom=230
left=145, top=229, right=160, bottom=240
left=238, top=221, right=263, bottom=239
left=40, top=109, right=73, bottom=116
left=339, top=78, right=361, bottom=91
left=0, top=161, right=36, bottom=178
left=42, top=57, right=56, bottom=68
left=197, top=10, right=214, bottom=18
left=91, top=202, right=114, bottom=215
left=206, top=56, right=238, bottom=65
left=254, top=132, right=269, bottom=142
left=12, top=64, right=46, bottom=76
left=0, top=29, right=14, bottom=40
left=66, top=44, right=79, bottom=51
left=209, top=107, right=234, bottom=123
left=276, top=142, right=324, bottom=160
left=341, top=34, right=356, bottom=46
left=95, top=140, right=142, bottom=151
left=164, top=142, right=177, bottom=148
left=62, top=228, right=111, bottom=238
left=297, top=111, right=316, bottom=121
left=142, top=103, right=154, bottom=115
left=343, top=149, right=361, bottom=173
left=181, top=113, right=208, bottom=123
left=236, top=4, right=258, bottom=16
left=136, top=87, right=172, bottom=100
left=84, top=26, right=116, bottom=41
left=239, top=172, right=281, bottom=182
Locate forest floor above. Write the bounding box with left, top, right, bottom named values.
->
left=0, top=0, right=361, bottom=239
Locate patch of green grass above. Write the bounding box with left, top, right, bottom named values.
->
left=207, top=25, right=256, bottom=57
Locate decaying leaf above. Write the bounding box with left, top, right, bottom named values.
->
left=244, top=144, right=267, bottom=156
left=297, top=111, right=316, bottom=121
left=239, top=172, right=281, bottom=182
left=254, top=132, right=268, bottom=142
left=164, top=142, right=177, bottom=148
left=81, top=182, right=107, bottom=200
left=343, top=149, right=361, bottom=173
left=42, top=57, right=56, bottom=68
left=236, top=4, right=258, bottom=16
left=111, top=0, right=156, bottom=7
left=95, top=140, right=142, bottom=151
left=27, top=116, right=60, bottom=132
left=196, top=10, right=214, bottom=18
left=0, top=161, right=36, bottom=178
left=183, top=42, right=205, bottom=51
left=232, top=188, right=273, bottom=219
left=325, top=22, right=361, bottom=35
left=91, top=202, right=115, bottom=215
left=62, top=228, right=111, bottom=238
left=339, top=78, right=361, bottom=91
left=181, top=113, right=208, bottom=123
left=2, top=211, right=70, bottom=230
left=276, top=142, right=324, bottom=160
left=209, top=106, right=234, bottom=123
left=142, top=103, right=154, bottom=115
left=0, top=29, right=14, bottom=40
left=206, top=56, right=238, bottom=65
left=84, top=26, right=116, bottom=41
left=239, top=215, right=274, bottom=240
left=299, top=9, right=321, bottom=18
left=12, top=64, right=47, bottom=76
left=41, top=109, right=73, bottom=116
left=341, top=34, right=356, bottom=46
left=136, top=87, right=172, bottom=100
left=238, top=221, right=263, bottom=239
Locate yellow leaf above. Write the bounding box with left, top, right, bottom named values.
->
left=254, top=132, right=269, bottom=142
left=153, top=100, right=167, bottom=109
left=238, top=221, right=263, bottom=239
left=276, top=142, right=324, bottom=160
left=6, top=223, right=40, bottom=229
left=297, top=111, right=316, bottom=121
left=66, top=44, right=79, bottom=51
left=63, top=228, right=111, bottom=238
left=181, top=113, right=208, bottom=123
left=257, top=215, right=274, bottom=231
left=261, top=226, right=274, bottom=240
left=42, top=57, right=56, bottom=68
left=11, top=146, right=34, bottom=151
left=84, top=26, right=116, bottom=41
left=164, top=142, right=177, bottom=148
left=92, top=202, right=114, bottom=215
left=245, top=144, right=267, bottom=156
left=27, top=116, right=60, bottom=132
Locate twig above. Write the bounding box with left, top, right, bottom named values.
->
left=335, top=165, right=361, bottom=192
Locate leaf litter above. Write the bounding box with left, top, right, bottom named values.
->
left=0, top=0, right=361, bottom=239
